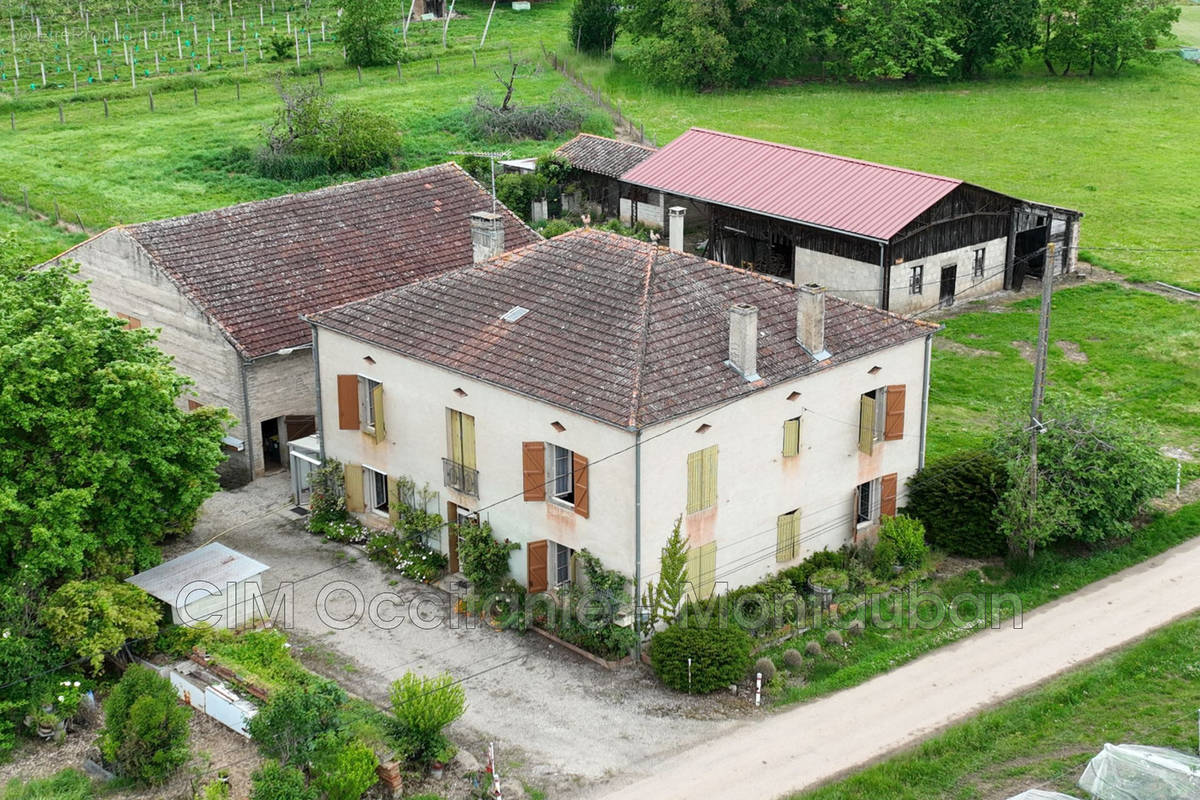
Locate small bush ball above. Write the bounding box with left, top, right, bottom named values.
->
left=825, top=629, right=845, bottom=647
left=848, top=619, right=865, bottom=637
left=804, top=640, right=822, bottom=657
left=782, top=648, right=804, bottom=671
left=753, top=657, right=776, bottom=683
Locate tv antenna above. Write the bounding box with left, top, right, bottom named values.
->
left=449, top=150, right=511, bottom=213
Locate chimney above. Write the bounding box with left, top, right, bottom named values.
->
left=796, top=283, right=831, bottom=360
left=728, top=303, right=759, bottom=381
left=470, top=211, right=505, bottom=262
left=668, top=206, right=686, bottom=252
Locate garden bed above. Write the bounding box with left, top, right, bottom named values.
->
left=530, top=625, right=635, bottom=671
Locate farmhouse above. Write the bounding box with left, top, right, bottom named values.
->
left=561, top=128, right=1082, bottom=314
left=555, top=133, right=660, bottom=225
left=51, top=163, right=539, bottom=485
left=307, top=228, right=938, bottom=597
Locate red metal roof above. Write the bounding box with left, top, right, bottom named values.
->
left=620, top=128, right=962, bottom=241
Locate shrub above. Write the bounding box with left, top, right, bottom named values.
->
left=874, top=515, right=928, bottom=578
left=848, top=619, right=866, bottom=637
left=539, top=218, right=579, bottom=238
left=0, top=768, right=94, bottom=799
left=99, top=665, right=192, bottom=786
left=648, top=624, right=753, bottom=694
left=752, top=657, right=776, bottom=682
left=779, top=550, right=845, bottom=594
left=339, top=0, right=401, bottom=66
left=311, top=735, right=379, bottom=800
left=366, top=531, right=447, bottom=583
left=808, top=567, right=849, bottom=593
left=250, top=761, right=316, bottom=800
left=268, top=33, right=294, bottom=61
left=248, top=681, right=347, bottom=766
left=804, top=640, right=823, bottom=657
left=825, top=630, right=844, bottom=647
left=388, top=672, right=466, bottom=765
left=456, top=519, right=518, bottom=596
left=41, top=578, right=161, bottom=672
left=568, top=0, right=619, bottom=54
left=317, top=105, right=402, bottom=174
left=906, top=449, right=1008, bottom=557
left=782, top=648, right=804, bottom=671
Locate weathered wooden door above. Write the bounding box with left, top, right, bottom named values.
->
left=527, top=539, right=548, bottom=593
left=939, top=265, right=957, bottom=307
left=446, top=502, right=460, bottom=574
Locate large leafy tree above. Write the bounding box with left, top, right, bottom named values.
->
left=339, top=0, right=401, bottom=67
left=1041, top=0, right=1178, bottom=76
left=41, top=578, right=162, bottom=672
left=840, top=0, right=961, bottom=80
left=951, top=0, right=1039, bottom=76
left=569, top=0, right=620, bottom=54
left=0, top=234, right=231, bottom=586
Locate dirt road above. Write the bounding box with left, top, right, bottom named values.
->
left=590, top=533, right=1200, bottom=800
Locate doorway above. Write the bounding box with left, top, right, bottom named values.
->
left=939, top=265, right=957, bottom=308
left=260, top=418, right=281, bottom=471
left=446, top=502, right=474, bottom=574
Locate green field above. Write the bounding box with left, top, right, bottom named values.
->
left=793, top=612, right=1200, bottom=800
left=1176, top=4, right=1200, bottom=45
left=927, top=282, right=1200, bottom=459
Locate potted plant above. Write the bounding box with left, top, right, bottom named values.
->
left=429, top=741, right=456, bottom=779
left=809, top=568, right=850, bottom=611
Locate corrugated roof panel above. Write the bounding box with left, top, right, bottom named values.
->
left=621, top=128, right=962, bottom=240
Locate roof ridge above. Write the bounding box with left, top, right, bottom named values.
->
left=686, top=127, right=961, bottom=185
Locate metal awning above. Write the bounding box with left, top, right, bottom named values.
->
left=126, top=543, right=268, bottom=605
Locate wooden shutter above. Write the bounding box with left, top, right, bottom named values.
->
left=699, top=542, right=716, bottom=598
left=387, top=477, right=400, bottom=523
left=522, top=442, right=545, bottom=501
left=343, top=463, right=364, bottom=513
left=850, top=484, right=860, bottom=538
left=371, top=383, right=386, bottom=443
left=702, top=446, right=718, bottom=509
left=527, top=539, right=548, bottom=593
left=686, top=544, right=702, bottom=601
left=782, top=418, right=801, bottom=457
left=337, top=375, right=360, bottom=430
left=881, top=473, right=898, bottom=517
left=858, top=394, right=875, bottom=454
left=686, top=450, right=704, bottom=514
left=461, top=413, right=476, bottom=469
left=572, top=452, right=589, bottom=518
left=884, top=385, right=906, bottom=441
left=776, top=512, right=799, bottom=562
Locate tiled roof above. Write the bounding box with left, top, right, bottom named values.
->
left=125, top=163, right=540, bottom=358
left=310, top=229, right=937, bottom=429
left=621, top=128, right=963, bottom=241
left=556, top=133, right=657, bottom=179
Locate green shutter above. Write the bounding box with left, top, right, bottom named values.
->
left=858, top=394, right=875, bottom=454
left=686, top=543, right=702, bottom=601
left=782, top=418, right=801, bottom=457
left=686, top=450, right=704, bottom=514
left=344, top=463, right=364, bottom=513
left=700, top=542, right=717, bottom=598
left=702, top=446, right=718, bottom=509
left=776, top=511, right=800, bottom=562
left=461, top=413, right=477, bottom=469
left=371, top=384, right=386, bottom=443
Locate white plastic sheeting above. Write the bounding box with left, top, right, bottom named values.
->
left=1003, top=791, right=1083, bottom=800
left=1078, top=743, right=1200, bottom=800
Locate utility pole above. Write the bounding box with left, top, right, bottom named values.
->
left=1027, top=241, right=1055, bottom=558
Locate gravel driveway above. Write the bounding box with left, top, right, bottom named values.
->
left=169, top=475, right=743, bottom=797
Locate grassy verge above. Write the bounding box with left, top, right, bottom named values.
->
left=0, top=205, right=84, bottom=262
left=763, top=502, right=1200, bottom=705
left=0, top=769, right=93, bottom=800
left=792, top=612, right=1200, bottom=799
left=925, top=282, right=1200, bottom=460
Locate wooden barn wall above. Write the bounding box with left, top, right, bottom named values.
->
left=889, top=185, right=1012, bottom=263
left=707, top=205, right=880, bottom=264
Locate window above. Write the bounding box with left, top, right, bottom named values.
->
left=686, top=541, right=717, bottom=599
left=973, top=247, right=986, bottom=278
left=686, top=445, right=718, bottom=514
left=554, top=542, right=575, bottom=586
left=910, top=264, right=924, bottom=295
left=776, top=510, right=800, bottom=562
left=782, top=417, right=802, bottom=457
left=550, top=444, right=574, bottom=504
left=858, top=385, right=906, bottom=453
left=447, top=410, right=476, bottom=469
left=337, top=374, right=385, bottom=442
left=855, top=478, right=881, bottom=525
left=361, top=378, right=381, bottom=431
left=364, top=466, right=389, bottom=516
left=115, top=312, right=141, bottom=329
left=187, top=399, right=203, bottom=411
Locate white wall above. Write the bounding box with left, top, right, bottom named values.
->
left=619, top=191, right=665, bottom=228
left=888, top=236, right=1008, bottom=315
left=316, top=325, right=931, bottom=595
left=794, top=248, right=882, bottom=307
left=246, top=349, right=318, bottom=476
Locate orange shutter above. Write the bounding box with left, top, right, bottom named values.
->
left=573, top=452, right=589, bottom=518
left=522, top=442, right=545, bottom=501
left=884, top=385, right=906, bottom=441
left=881, top=473, right=898, bottom=517
left=337, top=375, right=360, bottom=430
left=527, top=539, right=548, bottom=593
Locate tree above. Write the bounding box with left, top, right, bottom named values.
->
left=40, top=579, right=161, bottom=672
left=99, top=665, right=192, bottom=786
left=951, top=0, right=1039, bottom=76
left=993, top=397, right=1172, bottom=554
left=248, top=680, right=347, bottom=766
left=1041, top=0, right=1178, bottom=76
left=641, top=517, right=689, bottom=628
left=840, top=0, right=961, bottom=80
left=569, top=0, right=619, bottom=54
left=310, top=735, right=379, bottom=800
left=0, top=235, right=231, bottom=586
left=625, top=0, right=735, bottom=89
left=388, top=671, right=466, bottom=764
left=339, top=0, right=401, bottom=67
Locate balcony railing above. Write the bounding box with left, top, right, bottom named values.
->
left=442, top=458, right=479, bottom=497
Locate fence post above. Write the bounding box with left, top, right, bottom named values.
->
left=10, top=111, right=14, bottom=131
left=436, top=58, right=440, bottom=75
left=76, top=212, right=86, bottom=234
left=236, top=82, right=241, bottom=100
left=472, top=49, right=476, bottom=68
left=396, top=61, right=401, bottom=79
left=53, top=200, right=61, bottom=225
left=103, top=97, right=109, bottom=117
left=356, top=64, right=362, bottom=83
left=58, top=103, right=64, bottom=123
left=193, top=85, right=198, bottom=105
left=318, top=68, right=323, bottom=86
left=149, top=90, right=154, bottom=111
left=23, top=189, right=29, bottom=215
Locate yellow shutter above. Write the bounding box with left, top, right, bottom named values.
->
left=776, top=511, right=800, bottom=562
left=371, top=384, right=386, bottom=443
left=387, top=477, right=400, bottom=523
left=700, top=542, right=716, bottom=598
left=686, top=450, right=704, bottom=514
left=858, top=394, right=875, bottom=454
left=344, top=463, right=365, bottom=513
left=686, top=543, right=702, bottom=601
left=782, top=418, right=801, bottom=457
left=702, top=446, right=718, bottom=509
left=461, top=413, right=476, bottom=469
left=450, top=411, right=463, bottom=464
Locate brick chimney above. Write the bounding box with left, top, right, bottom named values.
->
left=470, top=211, right=505, bottom=262
left=668, top=206, right=686, bottom=252
left=728, top=303, right=760, bottom=381
left=796, top=283, right=831, bottom=360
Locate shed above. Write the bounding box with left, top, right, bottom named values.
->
left=126, top=543, right=269, bottom=627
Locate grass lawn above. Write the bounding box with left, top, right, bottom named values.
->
left=1176, top=5, right=1200, bottom=46
left=925, top=282, right=1200, bottom=460
left=792, top=612, right=1200, bottom=800
left=762, top=501, right=1200, bottom=705
left=0, top=769, right=93, bottom=800
left=0, top=205, right=84, bottom=262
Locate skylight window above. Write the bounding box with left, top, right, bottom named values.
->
left=500, top=305, right=530, bottom=323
